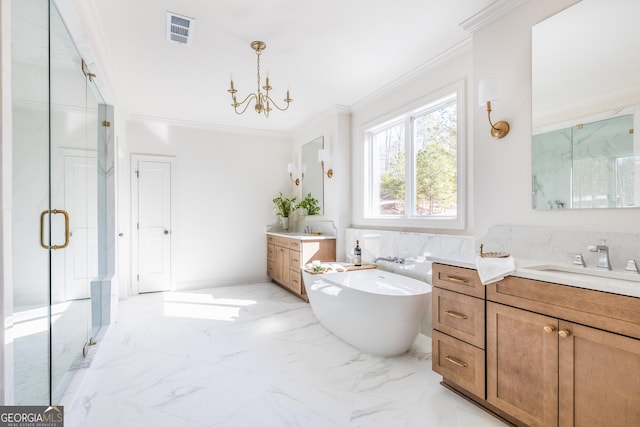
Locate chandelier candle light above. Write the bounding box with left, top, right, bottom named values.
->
left=228, top=41, right=292, bottom=118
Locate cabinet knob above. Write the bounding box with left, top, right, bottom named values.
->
left=543, top=325, right=555, bottom=334
left=558, top=329, right=571, bottom=338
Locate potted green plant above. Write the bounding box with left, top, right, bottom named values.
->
left=272, top=192, right=297, bottom=230
left=296, top=193, right=320, bottom=216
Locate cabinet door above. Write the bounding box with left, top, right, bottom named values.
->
left=559, top=321, right=640, bottom=427
left=267, top=243, right=275, bottom=278
left=273, top=245, right=290, bottom=286
left=487, top=302, right=558, bottom=426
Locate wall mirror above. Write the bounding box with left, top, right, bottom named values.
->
left=301, top=136, right=324, bottom=215
left=531, top=0, right=640, bottom=209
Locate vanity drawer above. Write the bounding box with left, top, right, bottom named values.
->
left=433, top=287, right=485, bottom=349
left=274, top=235, right=290, bottom=247
left=289, top=271, right=302, bottom=294
left=289, top=250, right=301, bottom=272
left=288, top=239, right=301, bottom=251
left=267, top=234, right=275, bottom=245
left=433, top=263, right=485, bottom=299
left=433, top=330, right=485, bottom=398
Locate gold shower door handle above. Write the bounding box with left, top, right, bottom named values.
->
left=40, top=209, right=70, bottom=250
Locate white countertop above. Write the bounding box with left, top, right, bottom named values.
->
left=428, top=254, right=640, bottom=299
left=267, top=231, right=336, bottom=241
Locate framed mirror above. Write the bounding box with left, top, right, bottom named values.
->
left=301, top=136, right=324, bottom=215
left=531, top=0, right=640, bottom=209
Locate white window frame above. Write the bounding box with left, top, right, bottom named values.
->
left=359, top=80, right=466, bottom=230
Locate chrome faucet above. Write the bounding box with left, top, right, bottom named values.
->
left=624, top=259, right=640, bottom=274
left=373, top=256, right=405, bottom=264
left=588, top=241, right=612, bottom=270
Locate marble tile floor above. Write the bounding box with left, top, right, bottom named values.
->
left=64, top=282, right=507, bottom=427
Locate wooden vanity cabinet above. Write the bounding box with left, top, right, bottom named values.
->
left=267, top=234, right=335, bottom=301
left=433, top=263, right=640, bottom=427
left=486, top=276, right=640, bottom=427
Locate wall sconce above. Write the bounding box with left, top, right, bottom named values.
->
left=479, top=79, right=510, bottom=139
left=318, top=149, right=333, bottom=178
left=288, top=163, right=303, bottom=186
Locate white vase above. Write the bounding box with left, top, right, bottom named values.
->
left=281, top=217, right=289, bottom=230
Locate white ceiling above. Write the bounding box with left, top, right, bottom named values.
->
left=83, top=0, right=496, bottom=134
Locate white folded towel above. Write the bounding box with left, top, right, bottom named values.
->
left=475, top=256, right=515, bottom=285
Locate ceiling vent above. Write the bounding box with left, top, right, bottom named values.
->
left=166, top=12, right=194, bottom=46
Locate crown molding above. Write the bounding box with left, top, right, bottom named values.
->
left=290, top=105, right=352, bottom=137
left=128, top=113, right=291, bottom=138
left=459, top=0, right=529, bottom=33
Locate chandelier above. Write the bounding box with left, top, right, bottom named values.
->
left=228, top=41, right=292, bottom=117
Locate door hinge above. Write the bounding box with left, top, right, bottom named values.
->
left=137, top=274, right=140, bottom=281
left=81, top=59, right=96, bottom=82
left=82, top=337, right=97, bottom=358
left=137, top=223, right=139, bottom=230
left=102, top=120, right=111, bottom=127
left=135, top=170, right=139, bottom=178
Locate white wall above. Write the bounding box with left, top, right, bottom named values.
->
left=123, top=120, right=291, bottom=293
left=292, top=107, right=351, bottom=260
left=472, top=0, right=639, bottom=236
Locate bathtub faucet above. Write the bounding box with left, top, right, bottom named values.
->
left=373, top=256, right=405, bottom=264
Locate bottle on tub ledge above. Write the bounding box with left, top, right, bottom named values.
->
left=354, top=240, right=362, bottom=267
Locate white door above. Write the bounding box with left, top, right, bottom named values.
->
left=64, top=154, right=98, bottom=300
left=136, top=160, right=172, bottom=293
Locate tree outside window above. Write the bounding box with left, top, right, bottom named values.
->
left=368, top=94, right=458, bottom=219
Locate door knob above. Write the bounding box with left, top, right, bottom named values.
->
left=164, top=230, right=169, bottom=235
left=543, top=325, right=555, bottom=334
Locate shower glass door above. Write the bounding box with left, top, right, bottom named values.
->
left=12, top=0, right=51, bottom=405
left=12, top=0, right=104, bottom=405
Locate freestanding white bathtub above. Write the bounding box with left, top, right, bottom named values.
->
left=302, top=267, right=432, bottom=357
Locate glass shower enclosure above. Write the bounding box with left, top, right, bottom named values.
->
left=12, top=0, right=110, bottom=404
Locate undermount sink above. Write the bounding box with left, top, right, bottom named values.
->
left=522, top=264, right=640, bottom=283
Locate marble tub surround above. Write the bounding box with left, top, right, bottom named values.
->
left=344, top=228, right=476, bottom=283
left=64, top=283, right=506, bottom=427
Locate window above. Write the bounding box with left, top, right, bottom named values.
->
left=363, top=84, right=465, bottom=229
